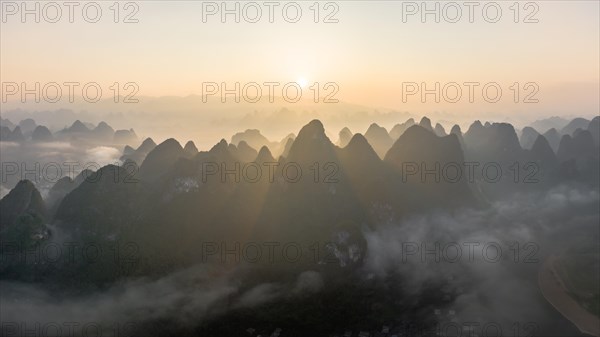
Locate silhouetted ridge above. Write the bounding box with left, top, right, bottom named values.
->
left=184, top=141, right=198, bottom=156
left=121, top=137, right=157, bottom=164
left=531, top=135, right=555, bottom=159
left=235, top=141, right=258, bottom=162
left=345, top=133, right=381, bottom=163
left=67, top=120, right=90, bottom=133
left=450, top=125, right=462, bottom=136
left=464, top=122, right=522, bottom=160
left=210, top=139, right=229, bottom=154
left=231, top=129, right=271, bottom=151
left=139, top=137, right=157, bottom=152
left=434, top=123, right=447, bottom=137
left=557, top=130, right=596, bottom=163
left=530, top=135, right=558, bottom=167
left=337, top=133, right=387, bottom=208
left=338, top=127, right=353, bottom=147
left=0, top=180, right=46, bottom=229
left=466, top=120, right=484, bottom=135
left=18, top=118, right=36, bottom=134
left=543, top=128, right=561, bottom=152
left=54, top=165, right=143, bottom=236
left=139, top=138, right=185, bottom=181
left=561, top=117, right=590, bottom=136
left=2, top=126, right=25, bottom=142
left=419, top=117, right=433, bottom=132
left=197, top=139, right=238, bottom=164
left=47, top=170, right=94, bottom=215
left=113, top=129, right=137, bottom=144
left=364, top=123, right=393, bottom=159
left=281, top=137, right=294, bottom=158
left=123, top=145, right=135, bottom=156
left=531, top=116, right=569, bottom=133
left=255, top=146, right=275, bottom=163
left=31, top=125, right=53, bottom=142
left=390, top=118, right=415, bottom=140
left=385, top=125, right=474, bottom=208
left=557, top=135, right=574, bottom=161
left=520, top=127, right=540, bottom=150
left=0, top=118, right=15, bottom=130
left=297, top=119, right=326, bottom=139
left=588, top=116, right=600, bottom=146
left=0, top=126, right=11, bottom=141
left=287, top=120, right=335, bottom=164
left=93, top=121, right=115, bottom=140
left=386, top=125, right=464, bottom=165
left=47, top=177, right=74, bottom=209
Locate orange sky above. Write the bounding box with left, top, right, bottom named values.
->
left=1, top=1, right=599, bottom=116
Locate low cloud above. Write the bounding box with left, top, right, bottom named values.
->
left=362, top=184, right=599, bottom=334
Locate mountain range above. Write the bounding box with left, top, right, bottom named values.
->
left=1, top=116, right=598, bottom=272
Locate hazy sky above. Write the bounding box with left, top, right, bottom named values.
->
left=1, top=1, right=599, bottom=118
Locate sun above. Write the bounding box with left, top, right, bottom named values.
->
left=296, top=77, right=309, bottom=89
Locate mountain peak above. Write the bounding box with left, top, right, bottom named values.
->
left=467, top=120, right=484, bottom=133
left=68, top=120, right=90, bottom=133
left=231, top=129, right=271, bottom=150
left=556, top=131, right=595, bottom=163
left=139, top=138, right=185, bottom=181
left=160, top=138, right=183, bottom=149
left=390, top=118, right=416, bottom=140
left=31, top=125, right=53, bottom=142
left=299, top=119, right=326, bottom=138
left=385, top=125, right=473, bottom=208
left=210, top=139, right=229, bottom=153
left=531, top=134, right=552, bottom=153
left=0, top=180, right=46, bottom=229
left=345, top=133, right=380, bottom=161
left=530, top=135, right=557, bottom=164
left=419, top=117, right=433, bottom=131
left=287, top=120, right=334, bottom=163
left=588, top=116, right=600, bottom=146
left=364, top=123, right=393, bottom=159
left=434, top=123, right=447, bottom=137
left=562, top=117, right=590, bottom=136
left=10, top=126, right=25, bottom=142
left=366, top=122, right=382, bottom=131
left=390, top=125, right=463, bottom=160
left=347, top=133, right=370, bottom=148
left=233, top=141, right=258, bottom=162
left=450, top=124, right=462, bottom=136
left=95, top=121, right=112, bottom=129
left=281, top=137, right=294, bottom=158
left=543, top=128, right=561, bottom=152
left=184, top=140, right=198, bottom=155
left=255, top=145, right=275, bottom=163
left=463, top=122, right=522, bottom=157
left=338, top=127, right=353, bottom=147
left=113, top=129, right=138, bottom=144
left=138, top=137, right=157, bottom=151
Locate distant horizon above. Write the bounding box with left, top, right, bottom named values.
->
left=3, top=1, right=599, bottom=121
left=1, top=109, right=596, bottom=151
